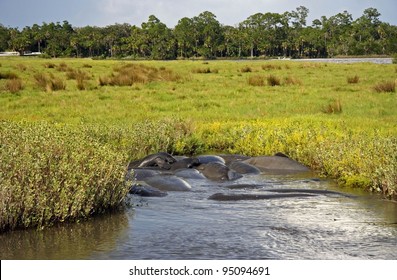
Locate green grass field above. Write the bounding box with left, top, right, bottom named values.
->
left=1, top=57, right=396, bottom=231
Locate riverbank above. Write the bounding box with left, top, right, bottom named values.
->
left=0, top=57, right=396, bottom=231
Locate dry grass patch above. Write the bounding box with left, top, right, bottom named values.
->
left=284, top=75, right=302, bottom=85
left=373, top=80, right=395, bottom=93
left=241, top=66, right=252, bottom=73
left=5, top=78, right=24, bottom=93
left=262, top=64, right=281, bottom=70
left=248, top=75, right=265, bottom=86
left=34, top=73, right=66, bottom=92
left=0, top=72, right=19, bottom=80
left=267, top=75, right=281, bottom=86
left=100, top=64, right=181, bottom=86
left=322, top=99, right=343, bottom=114
left=347, top=75, right=360, bottom=84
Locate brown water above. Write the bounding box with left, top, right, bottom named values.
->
left=1, top=173, right=397, bottom=260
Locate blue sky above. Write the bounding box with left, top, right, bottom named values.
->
left=1, top=0, right=396, bottom=28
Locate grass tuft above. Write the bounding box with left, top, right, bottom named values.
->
left=34, top=73, right=66, bottom=92
left=192, top=67, right=212, bottom=74
left=5, top=78, right=24, bottom=93
left=322, top=99, right=343, bottom=114
left=262, top=64, right=281, bottom=70
left=284, top=75, right=302, bottom=85
left=248, top=75, right=265, bottom=86
left=373, top=80, right=395, bottom=93
left=0, top=72, right=19, bottom=80
left=241, top=66, right=252, bottom=73
left=267, top=75, right=281, bottom=86
left=347, top=75, right=360, bottom=84
left=100, top=64, right=181, bottom=86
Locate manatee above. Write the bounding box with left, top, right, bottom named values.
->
left=174, top=168, right=207, bottom=180
left=196, top=162, right=243, bottom=181
left=128, top=168, right=166, bottom=181
left=129, top=183, right=168, bottom=197
left=208, top=192, right=316, bottom=201
left=128, top=152, right=177, bottom=170
left=243, top=155, right=309, bottom=173
left=144, top=175, right=192, bottom=192
left=223, top=183, right=265, bottom=190
left=228, top=161, right=261, bottom=175
left=196, top=155, right=226, bottom=165
left=219, top=154, right=251, bottom=165
left=169, top=157, right=200, bottom=171
left=265, top=188, right=356, bottom=198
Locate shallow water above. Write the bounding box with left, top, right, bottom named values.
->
left=1, top=172, right=396, bottom=260
left=292, top=57, right=393, bottom=64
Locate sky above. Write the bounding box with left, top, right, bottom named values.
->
left=1, top=0, right=396, bottom=29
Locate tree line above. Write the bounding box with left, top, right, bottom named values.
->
left=1, top=6, right=396, bottom=59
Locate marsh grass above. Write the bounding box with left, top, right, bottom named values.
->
left=34, top=73, right=66, bottom=92
left=5, top=78, right=24, bottom=93
left=248, top=75, right=265, bottom=86
left=241, top=66, right=252, bottom=73
left=100, top=64, right=181, bottom=86
left=322, top=99, right=343, bottom=114
left=284, top=75, right=302, bottom=85
left=0, top=121, right=130, bottom=232
left=267, top=74, right=281, bottom=86
left=373, top=80, right=396, bottom=92
left=262, top=64, right=281, bottom=70
left=192, top=67, right=214, bottom=74
left=1, top=57, right=397, bottom=212
left=0, top=71, right=19, bottom=80
left=347, top=75, right=360, bottom=84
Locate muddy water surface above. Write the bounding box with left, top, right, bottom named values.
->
left=1, top=173, right=397, bottom=260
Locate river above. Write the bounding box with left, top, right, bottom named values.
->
left=1, top=171, right=396, bottom=260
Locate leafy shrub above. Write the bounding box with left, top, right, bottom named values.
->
left=248, top=75, right=265, bottom=86
left=347, top=75, right=360, bottom=84
left=0, top=121, right=130, bottom=232
left=373, top=80, right=395, bottom=93
left=267, top=75, right=281, bottom=86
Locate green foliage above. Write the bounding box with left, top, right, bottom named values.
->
left=193, top=119, right=397, bottom=199
left=0, top=121, right=130, bottom=232
left=1, top=7, right=397, bottom=58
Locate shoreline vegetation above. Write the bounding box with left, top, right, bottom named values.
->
left=0, top=57, right=396, bottom=232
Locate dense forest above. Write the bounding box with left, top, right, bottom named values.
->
left=1, top=6, right=396, bottom=59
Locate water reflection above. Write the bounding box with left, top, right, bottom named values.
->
left=0, top=211, right=129, bottom=259
left=1, top=174, right=397, bottom=260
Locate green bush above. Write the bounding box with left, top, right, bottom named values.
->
left=0, top=121, right=130, bottom=232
